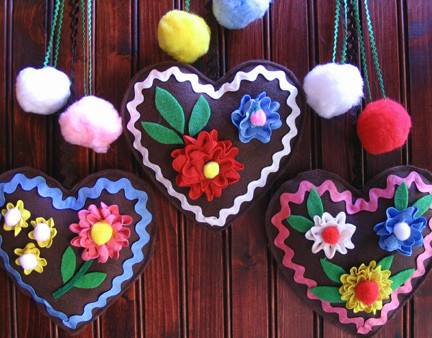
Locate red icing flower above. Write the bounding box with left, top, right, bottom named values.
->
left=70, top=202, right=132, bottom=263
left=172, top=130, right=244, bottom=201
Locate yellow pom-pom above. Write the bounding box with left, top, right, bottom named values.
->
left=158, top=10, right=211, bottom=63
left=203, top=161, right=220, bottom=179
left=91, top=221, right=113, bottom=246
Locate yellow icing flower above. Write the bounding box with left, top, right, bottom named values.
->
left=339, top=261, right=393, bottom=314
left=29, top=217, right=57, bottom=248
left=1, top=200, right=31, bottom=236
left=14, top=243, right=47, bottom=275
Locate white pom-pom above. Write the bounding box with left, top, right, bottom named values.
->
left=303, top=63, right=364, bottom=119
left=4, top=208, right=21, bottom=226
left=19, top=253, right=38, bottom=271
left=15, top=67, right=71, bottom=115
left=393, top=222, right=411, bottom=241
left=34, top=223, right=51, bottom=242
left=58, top=96, right=123, bottom=153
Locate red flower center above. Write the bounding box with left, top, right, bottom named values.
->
left=356, top=280, right=379, bottom=306
left=322, top=226, right=340, bottom=245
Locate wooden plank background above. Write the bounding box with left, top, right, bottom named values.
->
left=1, top=0, right=431, bottom=337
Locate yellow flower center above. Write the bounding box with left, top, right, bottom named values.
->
left=203, top=161, right=220, bottom=179
left=91, top=221, right=113, bottom=246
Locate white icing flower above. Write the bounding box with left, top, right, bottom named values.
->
left=305, top=211, right=356, bottom=259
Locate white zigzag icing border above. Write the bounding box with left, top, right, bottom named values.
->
left=126, top=65, right=301, bottom=227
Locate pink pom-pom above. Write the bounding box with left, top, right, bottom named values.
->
left=59, top=96, right=123, bottom=153
left=357, top=98, right=411, bottom=154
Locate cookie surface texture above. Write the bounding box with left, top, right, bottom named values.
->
left=0, top=167, right=157, bottom=335
left=122, top=60, right=305, bottom=230
left=266, top=166, right=432, bottom=336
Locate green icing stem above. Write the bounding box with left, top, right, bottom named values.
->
left=52, top=259, right=94, bottom=299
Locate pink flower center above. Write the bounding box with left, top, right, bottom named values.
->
left=356, top=280, right=380, bottom=306
left=250, top=109, right=267, bottom=126
left=91, top=221, right=113, bottom=246
left=322, top=226, right=340, bottom=245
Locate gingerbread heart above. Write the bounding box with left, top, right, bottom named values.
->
left=266, top=166, right=432, bottom=337
left=122, top=60, right=304, bottom=231
left=0, top=168, right=157, bottom=335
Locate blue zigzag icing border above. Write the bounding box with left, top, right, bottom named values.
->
left=0, top=173, right=152, bottom=329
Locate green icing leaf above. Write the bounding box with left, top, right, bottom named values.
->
left=320, top=259, right=346, bottom=284
left=155, top=87, right=185, bottom=134
left=61, top=246, right=76, bottom=284
left=394, top=182, right=409, bottom=211
left=189, top=95, right=211, bottom=136
left=74, top=272, right=107, bottom=289
left=412, top=195, right=432, bottom=217
left=307, top=188, right=324, bottom=219
left=377, top=255, right=394, bottom=271
left=287, top=215, right=314, bottom=233
left=142, top=122, right=184, bottom=145
left=390, top=269, right=415, bottom=290
left=309, top=286, right=345, bottom=303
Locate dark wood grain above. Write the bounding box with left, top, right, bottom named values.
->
left=315, top=2, right=358, bottom=336
left=94, top=1, right=138, bottom=338
left=1, top=0, right=432, bottom=337
left=271, top=1, right=316, bottom=337
left=0, top=0, right=11, bottom=336
left=223, top=10, right=272, bottom=338
left=408, top=1, right=432, bottom=338
left=11, top=1, right=52, bottom=337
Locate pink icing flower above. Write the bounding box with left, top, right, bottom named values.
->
left=70, top=202, right=132, bottom=263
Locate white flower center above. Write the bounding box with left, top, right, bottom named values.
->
left=393, top=222, right=411, bottom=241
left=34, top=223, right=51, bottom=242
left=19, top=253, right=38, bottom=270
left=4, top=208, right=22, bottom=227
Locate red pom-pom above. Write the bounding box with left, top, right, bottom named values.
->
left=322, top=226, right=340, bottom=245
left=357, top=98, right=411, bottom=154
left=356, top=281, right=379, bottom=306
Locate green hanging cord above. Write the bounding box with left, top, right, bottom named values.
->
left=363, top=0, right=386, bottom=99
left=340, top=0, right=349, bottom=64
left=185, top=0, right=190, bottom=12
left=43, top=0, right=64, bottom=67
left=87, top=0, right=93, bottom=95
left=81, top=0, right=87, bottom=96
left=80, top=0, right=93, bottom=96
left=331, top=0, right=341, bottom=63
left=53, top=0, right=65, bottom=68
left=353, top=0, right=372, bottom=101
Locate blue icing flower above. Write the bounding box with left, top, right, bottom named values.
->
left=231, top=92, right=282, bottom=143
left=374, top=206, right=427, bottom=256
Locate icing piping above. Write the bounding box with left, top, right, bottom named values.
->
left=126, top=65, right=301, bottom=227
left=271, top=172, right=432, bottom=334
left=0, top=174, right=152, bottom=330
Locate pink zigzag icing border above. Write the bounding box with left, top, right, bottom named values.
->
left=271, top=171, right=432, bottom=334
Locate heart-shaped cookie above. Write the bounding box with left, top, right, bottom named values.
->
left=266, top=166, right=432, bottom=337
left=122, top=60, right=304, bottom=230
left=0, top=168, right=157, bottom=335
